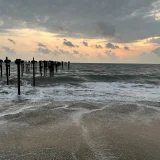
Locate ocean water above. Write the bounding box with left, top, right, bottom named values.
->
left=0, top=63, right=160, bottom=160
left=0, top=63, right=160, bottom=102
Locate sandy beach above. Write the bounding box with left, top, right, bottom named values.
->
left=0, top=101, right=160, bottom=160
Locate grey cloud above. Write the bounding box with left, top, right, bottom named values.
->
left=73, top=50, right=79, bottom=54
left=85, top=53, right=89, bottom=56
left=36, top=47, right=62, bottom=56
left=114, top=15, right=160, bottom=43
left=63, top=40, right=75, bottom=47
left=152, top=47, right=160, bottom=56
left=148, top=38, right=160, bottom=44
left=57, top=49, right=72, bottom=55
left=37, top=42, right=46, bottom=48
left=96, top=44, right=103, bottom=48
left=36, top=46, right=73, bottom=56
left=52, top=49, right=71, bottom=56
left=105, top=50, right=118, bottom=60
left=54, top=49, right=80, bottom=56
left=106, top=43, right=119, bottom=49
left=97, top=21, right=116, bottom=37
left=137, top=51, right=160, bottom=64
left=0, top=0, right=159, bottom=42
left=52, top=50, right=61, bottom=56
left=36, top=47, right=61, bottom=56
left=42, top=49, right=70, bottom=56
left=2, top=46, right=16, bottom=54
left=83, top=41, right=88, bottom=47
left=124, top=46, right=130, bottom=50
left=8, top=39, right=16, bottom=44
left=36, top=47, right=52, bottom=54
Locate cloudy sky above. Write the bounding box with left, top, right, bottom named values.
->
left=0, top=0, right=160, bottom=63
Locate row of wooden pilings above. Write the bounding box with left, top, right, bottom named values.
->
left=0, top=57, right=70, bottom=95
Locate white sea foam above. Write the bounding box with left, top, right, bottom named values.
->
left=0, top=81, right=159, bottom=103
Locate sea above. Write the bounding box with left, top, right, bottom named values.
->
left=0, top=63, right=160, bottom=160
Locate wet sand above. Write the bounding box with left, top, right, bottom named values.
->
left=0, top=102, right=160, bottom=159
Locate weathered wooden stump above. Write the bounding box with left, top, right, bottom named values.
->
left=43, top=61, right=48, bottom=76
left=31, top=58, right=36, bottom=86
left=0, top=60, right=3, bottom=77
left=68, top=61, right=70, bottom=70
left=55, top=62, right=58, bottom=73
left=4, top=57, right=11, bottom=85
left=2, top=57, right=71, bottom=95
left=26, top=61, right=30, bottom=73
left=8, top=60, right=11, bottom=76
left=48, top=61, right=54, bottom=77
left=62, top=61, right=63, bottom=69
left=39, top=61, right=43, bottom=77
left=15, top=59, right=21, bottom=95
left=21, top=60, right=24, bottom=77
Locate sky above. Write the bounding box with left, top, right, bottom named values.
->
left=0, top=0, right=160, bottom=63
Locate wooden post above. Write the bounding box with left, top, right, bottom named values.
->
left=27, top=62, right=30, bottom=73
left=21, top=60, right=24, bottom=77
left=4, top=57, right=10, bottom=85
left=26, top=62, right=28, bottom=73
left=68, top=61, right=70, bottom=70
left=46, top=61, right=48, bottom=76
left=50, top=61, right=54, bottom=77
left=32, top=58, right=35, bottom=87
left=35, top=61, right=37, bottom=73
left=31, top=61, right=33, bottom=69
left=39, top=61, right=42, bottom=77
left=48, top=61, right=51, bottom=77
left=28, top=61, right=30, bottom=73
left=44, top=61, right=48, bottom=76
left=43, top=61, right=45, bottom=76
left=26, top=62, right=29, bottom=73
left=18, top=62, right=20, bottom=95
left=52, top=61, right=55, bottom=76
left=52, top=61, right=54, bottom=76
left=8, top=60, right=11, bottom=76
left=15, top=59, right=21, bottom=95
left=26, top=62, right=27, bottom=73
left=0, top=60, right=3, bottom=77
left=55, top=62, right=58, bottom=73
left=43, top=61, right=47, bottom=76
left=62, top=61, right=63, bottom=69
